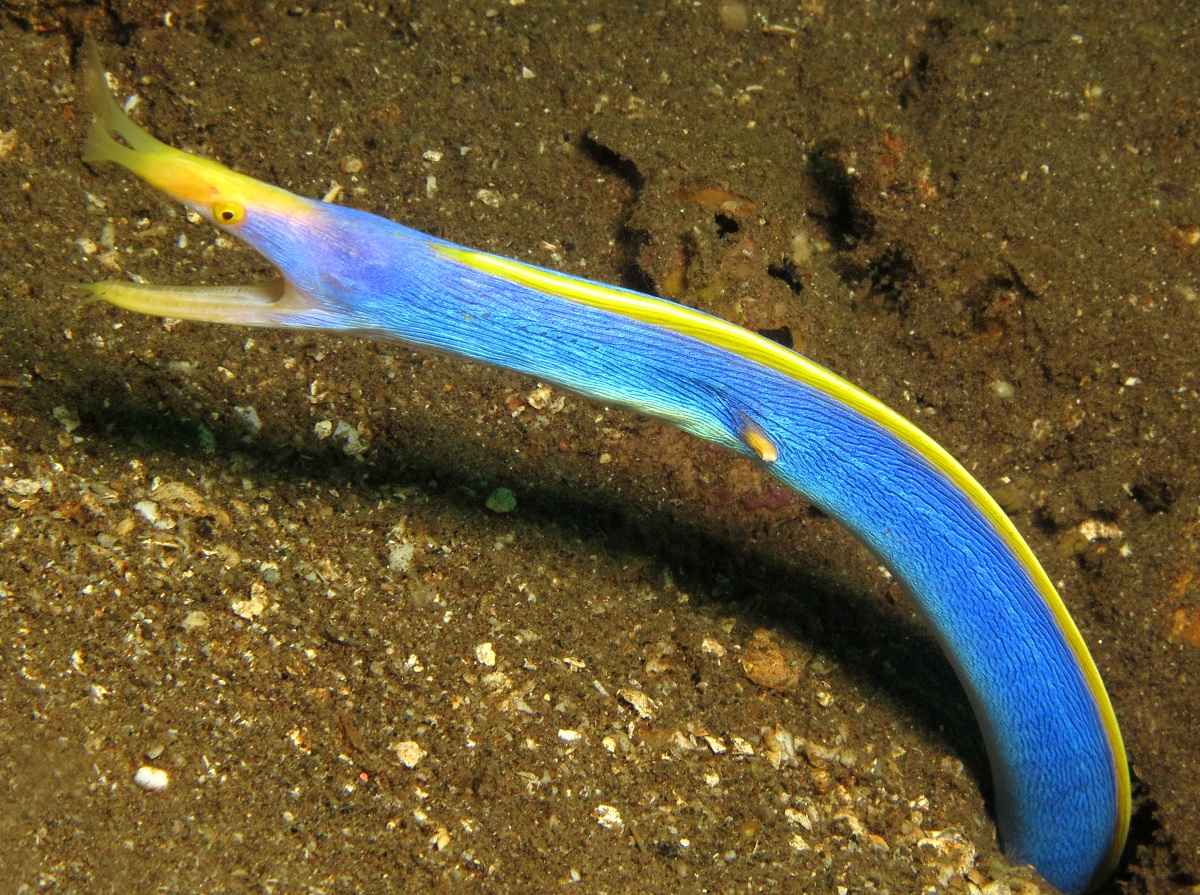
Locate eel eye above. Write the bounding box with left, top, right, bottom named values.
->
left=212, top=200, right=245, bottom=225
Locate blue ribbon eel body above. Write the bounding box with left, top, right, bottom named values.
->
left=76, top=44, right=1128, bottom=894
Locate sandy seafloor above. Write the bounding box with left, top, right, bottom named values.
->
left=1, top=1, right=1198, bottom=892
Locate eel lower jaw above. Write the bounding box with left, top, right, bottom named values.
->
left=78, top=276, right=348, bottom=331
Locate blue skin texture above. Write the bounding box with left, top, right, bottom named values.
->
left=285, top=208, right=1124, bottom=892
left=79, top=48, right=1128, bottom=895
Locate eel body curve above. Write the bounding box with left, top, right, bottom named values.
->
left=76, top=43, right=1128, bottom=894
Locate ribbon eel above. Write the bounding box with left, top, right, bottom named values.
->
left=76, top=44, right=1128, bottom=894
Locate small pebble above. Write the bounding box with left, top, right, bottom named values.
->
left=1079, top=519, right=1123, bottom=542
left=527, top=383, right=554, bottom=410
left=0, top=127, right=16, bottom=159
left=475, top=641, right=497, bottom=667
left=718, top=1, right=750, bottom=31
left=1169, top=606, right=1200, bottom=647
left=740, top=629, right=801, bottom=691
left=233, top=405, right=262, bottom=434
left=133, top=766, right=169, bottom=792
left=52, top=405, right=81, bottom=433
left=595, top=804, right=623, bottom=831
left=617, top=687, right=657, bottom=719
left=134, top=499, right=175, bottom=531
left=700, top=636, right=727, bottom=658
left=390, top=740, right=427, bottom=769
left=388, top=540, right=415, bottom=572
left=485, top=487, right=517, bottom=513
left=475, top=188, right=502, bottom=208
left=991, top=380, right=1015, bottom=399
left=730, top=736, right=755, bottom=756
left=180, top=610, right=210, bottom=633
left=231, top=582, right=269, bottom=621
